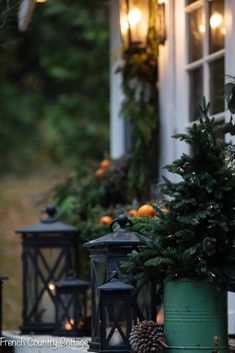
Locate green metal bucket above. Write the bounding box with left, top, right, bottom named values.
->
left=164, top=278, right=228, bottom=353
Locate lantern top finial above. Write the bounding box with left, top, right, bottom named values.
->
left=15, top=205, right=79, bottom=235
left=109, top=214, right=132, bottom=231
left=98, top=271, right=134, bottom=292
left=84, top=214, right=149, bottom=248
left=40, top=205, right=59, bottom=223
left=56, top=271, right=89, bottom=288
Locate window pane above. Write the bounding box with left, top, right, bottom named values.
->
left=209, top=0, right=225, bottom=53
left=188, top=7, right=204, bottom=62
left=189, top=67, right=203, bottom=121
left=209, top=57, right=224, bottom=115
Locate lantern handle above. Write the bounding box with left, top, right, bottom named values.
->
left=109, top=214, right=133, bottom=232
left=65, top=270, right=76, bottom=280
left=40, top=205, right=60, bottom=223
left=106, top=271, right=118, bottom=283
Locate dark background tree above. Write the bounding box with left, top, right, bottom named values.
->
left=0, top=0, right=109, bottom=173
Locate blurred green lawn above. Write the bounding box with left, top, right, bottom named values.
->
left=0, top=171, right=62, bottom=330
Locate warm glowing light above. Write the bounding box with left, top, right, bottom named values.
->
left=199, top=24, right=205, bottom=33
left=77, top=320, right=85, bottom=330
left=48, top=283, right=55, bottom=293
left=128, top=7, right=142, bottom=27
left=210, top=13, right=223, bottom=29
left=65, top=319, right=74, bottom=330
left=36, top=0, right=47, bottom=2
left=121, top=16, right=129, bottom=34
left=221, top=26, right=226, bottom=35
left=156, top=304, right=164, bottom=325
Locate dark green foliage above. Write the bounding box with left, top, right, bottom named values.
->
left=225, top=76, right=235, bottom=115
left=0, top=0, right=19, bottom=32
left=52, top=155, right=139, bottom=242
left=123, top=101, right=235, bottom=289
left=0, top=0, right=109, bottom=173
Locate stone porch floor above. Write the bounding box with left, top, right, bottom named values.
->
left=1, top=332, right=235, bottom=353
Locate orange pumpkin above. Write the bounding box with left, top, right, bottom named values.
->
left=100, top=159, right=111, bottom=168
left=95, top=168, right=105, bottom=176
left=138, top=204, right=155, bottom=216
left=99, top=216, right=113, bottom=224
left=128, top=209, right=138, bottom=217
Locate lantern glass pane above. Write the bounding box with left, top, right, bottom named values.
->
left=40, top=287, right=56, bottom=323
left=119, top=0, right=149, bottom=50
left=58, top=293, right=74, bottom=330
left=105, top=301, right=127, bottom=346
left=209, top=57, right=224, bottom=115
left=187, top=6, right=203, bottom=63
left=189, top=66, right=203, bottom=121
left=94, top=260, right=106, bottom=285
left=209, top=0, right=224, bottom=54
left=25, top=246, right=68, bottom=324
left=119, top=0, right=129, bottom=48
left=128, top=0, right=149, bottom=49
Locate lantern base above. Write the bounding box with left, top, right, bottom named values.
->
left=88, top=341, right=131, bottom=353
left=20, top=323, right=56, bottom=334
left=53, top=329, right=87, bottom=337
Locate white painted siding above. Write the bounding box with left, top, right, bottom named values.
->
left=109, top=0, right=125, bottom=159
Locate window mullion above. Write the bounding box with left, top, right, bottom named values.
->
left=203, top=0, right=209, bottom=101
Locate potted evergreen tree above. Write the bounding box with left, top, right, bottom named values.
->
left=123, top=101, right=235, bottom=353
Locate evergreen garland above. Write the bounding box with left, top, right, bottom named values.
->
left=117, top=0, right=159, bottom=200
left=123, top=100, right=235, bottom=289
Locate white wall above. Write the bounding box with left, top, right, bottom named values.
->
left=109, top=0, right=125, bottom=159
left=158, top=0, right=188, bottom=183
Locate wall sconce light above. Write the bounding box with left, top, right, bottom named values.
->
left=119, top=0, right=166, bottom=52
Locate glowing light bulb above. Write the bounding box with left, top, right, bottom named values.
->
left=37, top=0, right=47, bottom=2
left=210, top=13, right=223, bottom=29
left=128, top=7, right=142, bottom=27
left=199, top=24, right=205, bottom=33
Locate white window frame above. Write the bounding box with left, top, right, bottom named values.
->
left=173, top=0, right=232, bottom=133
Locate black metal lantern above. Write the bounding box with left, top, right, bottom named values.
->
left=54, top=271, right=89, bottom=337
left=84, top=215, right=157, bottom=352
left=15, top=205, right=79, bottom=334
left=0, top=276, right=8, bottom=336
left=119, top=0, right=166, bottom=52
left=98, top=272, right=134, bottom=353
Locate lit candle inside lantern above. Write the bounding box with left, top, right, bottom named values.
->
left=48, top=282, right=55, bottom=294
left=41, top=282, right=55, bottom=323
left=65, top=319, right=74, bottom=330
left=106, top=327, right=123, bottom=345
left=156, top=304, right=164, bottom=325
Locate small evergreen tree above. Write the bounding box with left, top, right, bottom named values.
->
left=123, top=100, right=235, bottom=289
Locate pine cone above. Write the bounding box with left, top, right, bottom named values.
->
left=129, top=321, right=167, bottom=353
